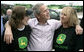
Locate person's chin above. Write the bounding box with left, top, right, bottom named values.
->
left=46, top=18, right=50, bottom=20
left=48, top=16, right=50, bottom=19
left=24, top=23, right=28, bottom=25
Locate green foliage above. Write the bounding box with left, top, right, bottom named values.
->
left=15, top=4, right=33, bottom=8
left=48, top=4, right=83, bottom=12
left=48, top=4, right=66, bottom=9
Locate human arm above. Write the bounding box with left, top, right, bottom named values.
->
left=75, top=25, right=83, bottom=35
left=4, top=21, right=14, bottom=44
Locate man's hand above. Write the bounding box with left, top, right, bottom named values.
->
left=4, top=28, right=14, bottom=44
left=4, top=21, right=14, bottom=44
left=75, top=25, right=83, bottom=35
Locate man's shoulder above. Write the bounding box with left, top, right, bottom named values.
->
left=29, top=18, right=37, bottom=21
left=48, top=19, right=59, bottom=21
left=48, top=19, right=60, bottom=23
left=28, top=18, right=37, bottom=26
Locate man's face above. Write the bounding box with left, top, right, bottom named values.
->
left=39, top=5, right=50, bottom=21
left=7, top=10, right=12, bottom=16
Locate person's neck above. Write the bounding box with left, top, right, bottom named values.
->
left=38, top=19, right=47, bottom=25
left=62, top=23, right=69, bottom=28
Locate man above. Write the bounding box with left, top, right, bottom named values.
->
left=6, top=9, right=12, bottom=18
left=3, top=9, right=12, bottom=25
left=4, top=3, right=83, bottom=51
left=1, top=16, right=4, bottom=37
left=1, top=9, right=4, bottom=37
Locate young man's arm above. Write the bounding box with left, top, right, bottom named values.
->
left=75, top=25, right=83, bottom=35
left=4, top=18, right=32, bottom=44
left=4, top=21, right=13, bottom=44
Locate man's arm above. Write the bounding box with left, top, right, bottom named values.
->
left=75, top=25, right=83, bottom=35
left=4, top=21, right=14, bottom=44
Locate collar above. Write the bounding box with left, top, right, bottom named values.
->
left=35, top=18, right=50, bottom=26
left=17, top=26, right=25, bottom=31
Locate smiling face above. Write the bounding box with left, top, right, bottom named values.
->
left=34, top=4, right=50, bottom=22
left=60, top=7, right=79, bottom=26
left=60, top=12, right=69, bottom=24
left=7, top=9, right=12, bottom=16
left=39, top=5, right=50, bottom=20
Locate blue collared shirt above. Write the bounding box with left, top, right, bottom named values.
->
left=1, top=16, right=4, bottom=36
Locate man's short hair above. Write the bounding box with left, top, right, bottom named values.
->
left=33, top=3, right=44, bottom=15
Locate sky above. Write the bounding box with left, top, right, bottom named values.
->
left=1, top=1, right=83, bottom=6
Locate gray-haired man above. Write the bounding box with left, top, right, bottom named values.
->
left=4, top=3, right=83, bottom=51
